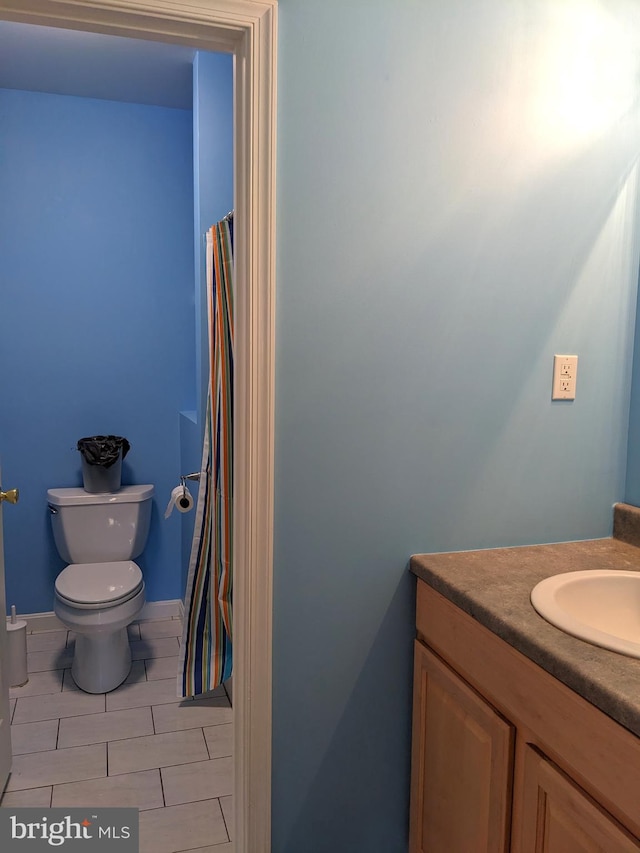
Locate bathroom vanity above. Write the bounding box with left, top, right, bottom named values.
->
left=410, top=511, right=640, bottom=852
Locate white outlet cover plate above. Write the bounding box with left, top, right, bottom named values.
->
left=552, top=354, right=578, bottom=400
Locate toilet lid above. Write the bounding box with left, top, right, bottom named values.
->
left=55, top=561, right=143, bottom=605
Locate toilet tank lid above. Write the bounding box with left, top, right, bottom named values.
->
left=47, top=484, right=154, bottom=506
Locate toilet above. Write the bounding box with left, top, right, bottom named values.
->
left=47, top=484, right=154, bottom=694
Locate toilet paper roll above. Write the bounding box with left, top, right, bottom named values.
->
left=6, top=618, right=28, bottom=687
left=165, top=485, right=194, bottom=518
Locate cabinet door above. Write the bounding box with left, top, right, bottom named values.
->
left=514, top=744, right=640, bottom=852
left=409, top=641, right=514, bottom=853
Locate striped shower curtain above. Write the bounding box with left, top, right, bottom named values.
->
left=178, top=216, right=234, bottom=697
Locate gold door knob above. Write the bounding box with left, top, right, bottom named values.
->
left=0, top=488, right=19, bottom=505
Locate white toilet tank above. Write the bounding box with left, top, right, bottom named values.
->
left=47, top=485, right=154, bottom=564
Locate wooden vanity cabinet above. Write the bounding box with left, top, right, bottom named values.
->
left=410, top=580, right=640, bottom=853
left=513, top=744, right=639, bottom=853
left=409, top=641, right=514, bottom=852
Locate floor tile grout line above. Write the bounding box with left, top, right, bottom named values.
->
left=158, top=763, right=167, bottom=807
left=11, top=740, right=111, bottom=758
left=106, top=751, right=227, bottom=779
left=7, top=768, right=109, bottom=796
left=50, top=727, right=218, bottom=766
left=2, top=759, right=231, bottom=812
left=58, top=738, right=112, bottom=751
left=14, top=716, right=109, bottom=727
left=9, top=668, right=66, bottom=700
left=218, top=795, right=231, bottom=843
left=54, top=704, right=155, bottom=729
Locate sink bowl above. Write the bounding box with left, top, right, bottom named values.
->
left=531, top=570, right=640, bottom=658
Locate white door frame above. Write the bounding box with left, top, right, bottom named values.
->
left=0, top=2, right=276, bottom=850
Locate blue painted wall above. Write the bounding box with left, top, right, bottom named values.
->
left=178, top=50, right=233, bottom=594
left=192, top=51, right=234, bottom=428
left=625, top=247, right=640, bottom=499
left=627, top=321, right=640, bottom=501
left=0, top=88, right=195, bottom=612
left=274, top=1, right=640, bottom=850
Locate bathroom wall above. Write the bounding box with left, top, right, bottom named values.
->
left=192, top=51, right=234, bottom=429
left=179, top=50, right=233, bottom=593
left=0, top=87, right=195, bottom=612
left=625, top=281, right=640, bottom=502
left=273, top=1, right=640, bottom=850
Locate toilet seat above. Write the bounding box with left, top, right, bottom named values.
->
left=55, top=561, right=143, bottom=609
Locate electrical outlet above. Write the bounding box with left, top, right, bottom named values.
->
left=552, top=355, right=578, bottom=400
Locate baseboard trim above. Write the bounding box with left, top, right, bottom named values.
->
left=140, top=600, right=183, bottom=622
left=21, top=599, right=184, bottom=633
left=22, top=612, right=66, bottom=633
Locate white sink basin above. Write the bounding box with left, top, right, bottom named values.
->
left=531, top=570, right=640, bottom=658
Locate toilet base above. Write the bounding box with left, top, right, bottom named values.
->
left=54, top=583, right=145, bottom=694
left=72, top=628, right=132, bottom=694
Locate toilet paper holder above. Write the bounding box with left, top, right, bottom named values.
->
left=180, top=472, right=200, bottom=496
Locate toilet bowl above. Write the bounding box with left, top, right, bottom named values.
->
left=47, top=485, right=154, bottom=694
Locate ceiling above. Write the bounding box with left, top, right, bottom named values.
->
left=0, top=21, right=198, bottom=109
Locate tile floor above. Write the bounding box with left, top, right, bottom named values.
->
left=0, top=615, right=233, bottom=853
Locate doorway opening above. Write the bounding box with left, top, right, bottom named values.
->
left=0, top=1, right=276, bottom=850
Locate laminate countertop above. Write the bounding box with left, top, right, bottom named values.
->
left=410, top=504, right=640, bottom=737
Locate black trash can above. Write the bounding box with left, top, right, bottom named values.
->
left=77, top=436, right=131, bottom=494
